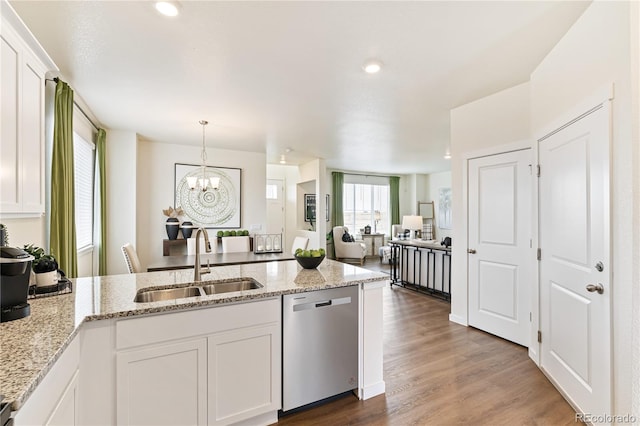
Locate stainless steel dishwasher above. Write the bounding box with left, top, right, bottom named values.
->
left=282, top=285, right=359, bottom=412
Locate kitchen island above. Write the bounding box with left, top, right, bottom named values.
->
left=0, top=259, right=386, bottom=425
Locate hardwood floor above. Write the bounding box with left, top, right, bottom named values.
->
left=276, top=260, right=578, bottom=425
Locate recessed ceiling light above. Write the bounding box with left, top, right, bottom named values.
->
left=155, top=1, right=180, bottom=17
left=363, top=60, right=383, bottom=74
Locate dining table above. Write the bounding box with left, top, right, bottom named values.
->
left=146, top=251, right=294, bottom=272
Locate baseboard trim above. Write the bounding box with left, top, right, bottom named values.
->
left=449, top=313, right=468, bottom=326
left=360, top=381, right=386, bottom=400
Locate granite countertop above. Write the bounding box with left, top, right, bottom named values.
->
left=0, top=259, right=387, bottom=411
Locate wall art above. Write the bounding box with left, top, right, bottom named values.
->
left=174, top=163, right=241, bottom=228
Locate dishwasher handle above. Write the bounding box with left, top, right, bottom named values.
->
left=292, top=296, right=352, bottom=312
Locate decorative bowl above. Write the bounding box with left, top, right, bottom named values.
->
left=295, top=254, right=325, bottom=269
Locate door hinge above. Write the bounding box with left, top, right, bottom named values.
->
left=529, top=312, right=532, bottom=322
left=537, top=248, right=541, bottom=261
left=537, top=331, right=542, bottom=343
left=536, top=165, right=541, bottom=177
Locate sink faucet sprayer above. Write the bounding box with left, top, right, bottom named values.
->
left=194, top=227, right=212, bottom=281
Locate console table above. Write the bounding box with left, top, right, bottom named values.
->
left=361, top=233, right=385, bottom=258
left=389, top=240, right=451, bottom=301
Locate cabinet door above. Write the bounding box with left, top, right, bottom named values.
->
left=20, top=51, right=45, bottom=213
left=117, top=339, right=208, bottom=426
left=208, top=324, right=281, bottom=425
left=46, top=370, right=79, bottom=426
left=0, top=22, right=46, bottom=214
left=0, top=32, right=20, bottom=212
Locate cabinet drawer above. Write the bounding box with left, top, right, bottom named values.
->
left=116, top=298, right=280, bottom=350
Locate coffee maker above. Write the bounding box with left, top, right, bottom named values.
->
left=0, top=247, right=34, bottom=322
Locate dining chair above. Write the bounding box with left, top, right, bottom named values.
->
left=221, top=236, right=250, bottom=253
left=121, top=243, right=143, bottom=273
left=291, top=236, right=309, bottom=255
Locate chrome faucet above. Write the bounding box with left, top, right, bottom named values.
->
left=194, top=227, right=212, bottom=281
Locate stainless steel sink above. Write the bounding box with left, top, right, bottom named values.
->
left=201, top=278, right=263, bottom=295
left=134, top=286, right=203, bottom=303
left=133, top=278, right=263, bottom=302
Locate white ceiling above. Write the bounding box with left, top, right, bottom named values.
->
left=10, top=0, right=589, bottom=174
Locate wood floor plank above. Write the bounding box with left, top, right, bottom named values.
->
left=276, top=263, right=578, bottom=425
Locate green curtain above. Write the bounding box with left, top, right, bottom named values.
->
left=96, top=129, right=107, bottom=275
left=50, top=80, right=77, bottom=277
left=331, top=172, right=344, bottom=227
left=390, top=176, right=400, bottom=225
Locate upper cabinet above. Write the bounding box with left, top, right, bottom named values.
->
left=1, top=1, right=57, bottom=215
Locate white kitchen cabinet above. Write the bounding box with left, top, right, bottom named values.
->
left=14, top=335, right=80, bottom=426
left=116, top=338, right=208, bottom=426
left=45, top=370, right=79, bottom=426
left=0, top=3, right=55, bottom=215
left=114, top=298, right=281, bottom=426
left=208, top=323, right=281, bottom=425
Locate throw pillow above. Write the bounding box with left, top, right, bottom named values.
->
left=342, top=232, right=353, bottom=243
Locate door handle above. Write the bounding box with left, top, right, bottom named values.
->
left=467, top=249, right=476, bottom=254
left=586, top=283, right=604, bottom=294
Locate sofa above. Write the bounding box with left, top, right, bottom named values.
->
left=332, top=226, right=367, bottom=265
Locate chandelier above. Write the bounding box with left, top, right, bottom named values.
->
left=187, top=120, right=220, bottom=192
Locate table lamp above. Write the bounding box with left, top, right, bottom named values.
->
left=402, top=215, right=423, bottom=240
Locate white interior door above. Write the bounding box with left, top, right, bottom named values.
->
left=468, top=149, right=532, bottom=346
left=538, top=103, right=611, bottom=417
left=266, top=179, right=285, bottom=236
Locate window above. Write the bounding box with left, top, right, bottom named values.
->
left=73, top=132, right=95, bottom=250
left=266, top=183, right=278, bottom=200
left=343, top=183, right=390, bottom=236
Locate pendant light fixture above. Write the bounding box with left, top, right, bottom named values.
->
left=187, top=120, right=220, bottom=192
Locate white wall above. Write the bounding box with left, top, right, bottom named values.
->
left=449, top=82, right=530, bottom=325
left=136, top=141, right=266, bottom=269
left=425, top=171, right=452, bottom=240
left=266, top=164, right=301, bottom=254
left=0, top=217, right=45, bottom=248
left=106, top=131, right=137, bottom=275
left=297, top=158, right=327, bottom=250
left=530, top=1, right=636, bottom=417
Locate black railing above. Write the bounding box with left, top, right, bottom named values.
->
left=389, top=242, right=451, bottom=301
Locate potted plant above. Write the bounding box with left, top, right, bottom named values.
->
left=22, top=244, right=59, bottom=287
left=0, top=223, right=8, bottom=247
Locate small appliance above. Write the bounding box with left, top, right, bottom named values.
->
left=0, top=247, right=34, bottom=322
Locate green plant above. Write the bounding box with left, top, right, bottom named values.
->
left=22, top=244, right=58, bottom=273
left=0, top=223, right=8, bottom=246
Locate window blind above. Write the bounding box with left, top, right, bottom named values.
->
left=73, top=132, right=95, bottom=250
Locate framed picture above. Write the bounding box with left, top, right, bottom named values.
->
left=438, top=187, right=452, bottom=230
left=304, top=194, right=316, bottom=222
left=174, top=163, right=241, bottom=228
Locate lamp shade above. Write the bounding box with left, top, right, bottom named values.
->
left=402, top=215, right=423, bottom=230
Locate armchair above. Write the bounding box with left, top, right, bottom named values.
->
left=333, top=226, right=366, bottom=265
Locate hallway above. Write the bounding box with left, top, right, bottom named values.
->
left=277, top=261, right=577, bottom=425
